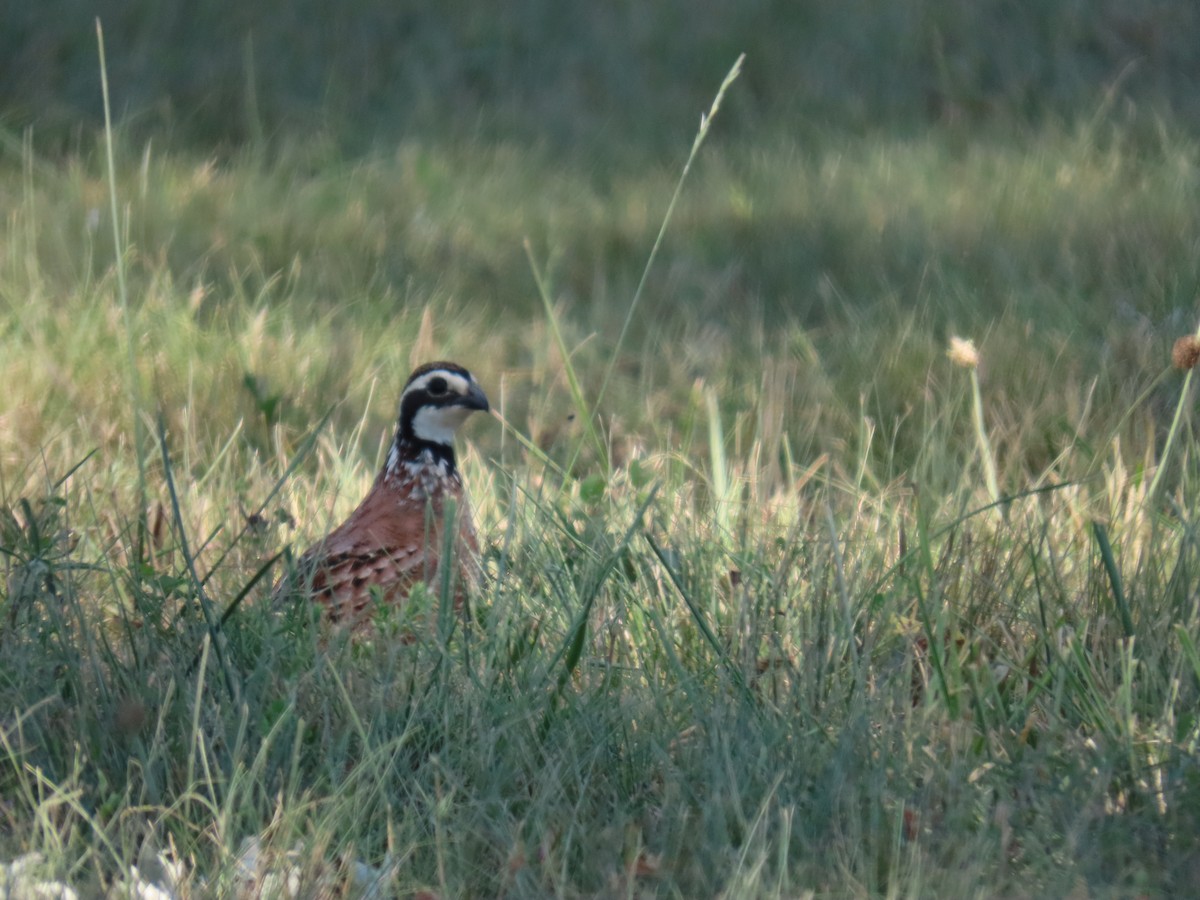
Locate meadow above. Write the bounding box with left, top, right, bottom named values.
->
left=3, top=4, right=1200, bottom=897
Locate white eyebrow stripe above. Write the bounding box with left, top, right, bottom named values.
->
left=404, top=370, right=473, bottom=398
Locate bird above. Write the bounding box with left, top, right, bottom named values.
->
left=276, top=361, right=490, bottom=627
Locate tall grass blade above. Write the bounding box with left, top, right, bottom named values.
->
left=1148, top=346, right=1199, bottom=505
left=1092, top=521, right=1134, bottom=639
left=1175, top=624, right=1200, bottom=684
left=539, top=483, right=661, bottom=733
left=158, top=413, right=239, bottom=701
left=523, top=240, right=607, bottom=475
left=644, top=530, right=754, bottom=702
left=707, top=387, right=731, bottom=535
left=96, top=20, right=148, bottom=536
left=201, top=405, right=336, bottom=587
left=595, top=54, right=745, bottom=415
left=969, top=368, right=1003, bottom=515
left=911, top=492, right=958, bottom=717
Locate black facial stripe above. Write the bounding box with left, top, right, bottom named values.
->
left=394, top=396, right=459, bottom=470
left=399, top=388, right=438, bottom=442
left=399, top=383, right=470, bottom=433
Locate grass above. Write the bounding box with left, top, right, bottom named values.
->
left=3, top=14, right=1200, bottom=896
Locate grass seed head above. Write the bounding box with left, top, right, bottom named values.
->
left=1171, top=335, right=1200, bottom=370
left=948, top=335, right=979, bottom=369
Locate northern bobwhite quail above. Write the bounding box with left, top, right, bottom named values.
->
left=277, top=361, right=489, bottom=626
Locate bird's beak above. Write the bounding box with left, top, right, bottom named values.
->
left=458, top=382, right=490, bottom=413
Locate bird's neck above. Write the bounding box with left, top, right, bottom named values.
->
left=383, top=431, right=458, bottom=481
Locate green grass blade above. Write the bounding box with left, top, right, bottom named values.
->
left=523, top=240, right=607, bottom=476
left=96, top=20, right=148, bottom=537
left=158, top=412, right=239, bottom=702
left=540, top=482, right=661, bottom=732
left=1092, top=521, right=1134, bottom=639
left=200, top=405, right=336, bottom=587
left=1175, top=624, right=1200, bottom=684
left=707, top=387, right=731, bottom=535
left=644, top=529, right=754, bottom=703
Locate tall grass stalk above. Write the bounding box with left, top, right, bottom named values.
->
left=949, top=336, right=1002, bottom=511
left=522, top=53, right=743, bottom=481
left=96, top=20, right=147, bottom=521
left=523, top=241, right=607, bottom=473
left=1147, top=326, right=1200, bottom=505
left=158, top=415, right=238, bottom=700
left=593, top=53, right=744, bottom=416
left=969, top=366, right=1002, bottom=511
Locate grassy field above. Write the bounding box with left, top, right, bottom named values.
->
left=3, top=6, right=1200, bottom=898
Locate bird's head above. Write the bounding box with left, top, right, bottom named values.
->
left=396, top=361, right=490, bottom=455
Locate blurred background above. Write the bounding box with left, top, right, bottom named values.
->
left=3, top=0, right=1199, bottom=155
left=3, top=0, right=1200, bottom=481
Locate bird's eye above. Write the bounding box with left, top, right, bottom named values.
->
left=427, top=376, right=448, bottom=396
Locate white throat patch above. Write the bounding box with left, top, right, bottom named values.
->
left=411, top=404, right=475, bottom=445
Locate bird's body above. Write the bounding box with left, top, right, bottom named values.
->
left=277, top=361, right=488, bottom=626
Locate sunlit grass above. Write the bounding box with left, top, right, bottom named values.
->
left=2, top=111, right=1200, bottom=896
